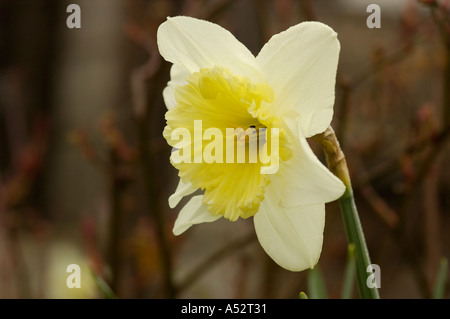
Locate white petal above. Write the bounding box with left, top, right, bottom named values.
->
left=254, top=194, right=325, bottom=271
left=256, top=21, right=340, bottom=137
left=157, top=16, right=262, bottom=80
left=173, top=195, right=221, bottom=236
left=163, top=64, right=189, bottom=110
left=274, top=130, right=345, bottom=208
left=168, top=178, right=197, bottom=208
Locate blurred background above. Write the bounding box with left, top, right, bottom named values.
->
left=0, top=0, right=448, bottom=299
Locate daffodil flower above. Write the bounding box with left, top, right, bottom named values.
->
left=157, top=16, right=345, bottom=271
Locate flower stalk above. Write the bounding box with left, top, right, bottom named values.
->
left=313, top=126, right=380, bottom=299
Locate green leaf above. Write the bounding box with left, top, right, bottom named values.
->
left=307, top=266, right=328, bottom=299
left=298, top=292, right=309, bottom=299
left=341, top=243, right=356, bottom=299
left=90, top=269, right=118, bottom=299
left=432, top=258, right=448, bottom=299
left=338, top=188, right=380, bottom=299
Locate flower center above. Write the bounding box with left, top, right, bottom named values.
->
left=164, top=66, right=291, bottom=221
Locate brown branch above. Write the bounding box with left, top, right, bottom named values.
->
left=334, top=74, right=352, bottom=145
left=359, top=185, right=399, bottom=230
left=106, top=148, right=128, bottom=296
left=253, top=0, right=272, bottom=43
left=408, top=131, right=449, bottom=191
left=350, top=43, right=414, bottom=90
left=353, top=127, right=449, bottom=188
left=298, top=0, right=317, bottom=21
left=423, top=155, right=442, bottom=289
left=125, top=22, right=162, bottom=118
left=126, top=22, right=175, bottom=298
left=190, top=0, right=236, bottom=20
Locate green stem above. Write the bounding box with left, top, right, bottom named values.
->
left=339, top=187, right=379, bottom=299
left=313, top=126, right=380, bottom=299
